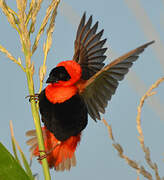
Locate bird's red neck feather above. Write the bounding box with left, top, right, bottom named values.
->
left=45, top=84, right=78, bottom=103
left=45, top=60, right=82, bottom=103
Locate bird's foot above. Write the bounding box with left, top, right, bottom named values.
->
left=37, top=141, right=61, bottom=160
left=25, top=94, right=39, bottom=103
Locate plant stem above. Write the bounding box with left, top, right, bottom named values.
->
left=26, top=68, right=51, bottom=180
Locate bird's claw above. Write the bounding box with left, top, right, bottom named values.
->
left=37, top=141, right=61, bottom=160
left=25, top=94, right=39, bottom=103
left=37, top=153, right=48, bottom=161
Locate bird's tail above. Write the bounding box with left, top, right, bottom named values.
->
left=26, top=127, right=81, bottom=171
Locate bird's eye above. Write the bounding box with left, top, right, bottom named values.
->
left=59, top=73, right=70, bottom=81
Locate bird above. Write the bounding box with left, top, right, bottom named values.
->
left=26, top=12, right=154, bottom=171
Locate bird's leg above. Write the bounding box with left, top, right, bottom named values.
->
left=37, top=141, right=61, bottom=161
left=25, top=94, right=39, bottom=103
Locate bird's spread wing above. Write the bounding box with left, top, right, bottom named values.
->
left=73, top=12, right=107, bottom=80
left=79, top=41, right=155, bottom=121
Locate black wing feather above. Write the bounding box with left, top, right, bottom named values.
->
left=73, top=13, right=107, bottom=80
left=80, top=41, right=155, bottom=121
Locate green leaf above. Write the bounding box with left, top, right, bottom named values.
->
left=9, top=121, right=34, bottom=179
left=0, top=142, right=30, bottom=180
left=17, top=143, right=34, bottom=180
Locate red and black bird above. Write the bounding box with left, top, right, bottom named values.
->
left=26, top=13, right=154, bottom=171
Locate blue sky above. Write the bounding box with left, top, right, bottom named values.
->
left=0, top=0, right=164, bottom=179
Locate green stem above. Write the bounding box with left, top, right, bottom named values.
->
left=26, top=68, right=51, bottom=180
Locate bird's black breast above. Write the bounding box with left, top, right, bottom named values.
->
left=39, top=90, right=88, bottom=141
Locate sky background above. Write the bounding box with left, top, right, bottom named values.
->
left=0, top=0, right=164, bottom=179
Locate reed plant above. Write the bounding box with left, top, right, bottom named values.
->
left=0, top=0, right=61, bottom=179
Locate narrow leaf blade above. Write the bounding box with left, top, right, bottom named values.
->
left=10, top=121, right=34, bottom=180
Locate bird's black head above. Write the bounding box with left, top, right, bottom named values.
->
left=46, top=66, right=71, bottom=83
